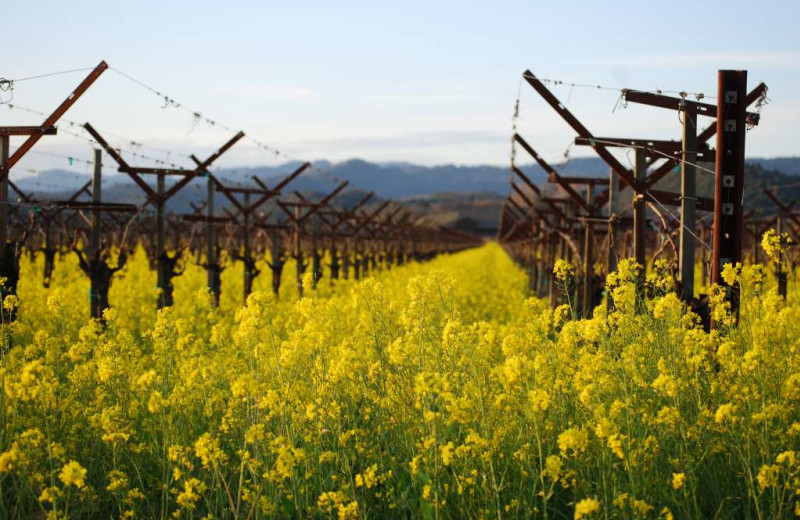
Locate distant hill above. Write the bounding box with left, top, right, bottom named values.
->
left=11, top=156, right=800, bottom=217
left=748, top=157, right=800, bottom=177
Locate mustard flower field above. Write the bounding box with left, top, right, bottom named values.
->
left=2, top=243, right=800, bottom=519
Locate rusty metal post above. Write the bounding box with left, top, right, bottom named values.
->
left=547, top=231, right=557, bottom=306
left=582, top=184, right=595, bottom=315
left=531, top=244, right=538, bottom=296
left=536, top=234, right=546, bottom=297
left=533, top=239, right=545, bottom=298
left=243, top=192, right=253, bottom=303
left=310, top=216, right=318, bottom=286
left=0, top=136, right=8, bottom=262
left=342, top=241, right=350, bottom=280
left=269, top=229, right=282, bottom=296
left=777, top=217, right=787, bottom=300
left=679, top=111, right=697, bottom=300
left=90, top=149, right=102, bottom=258
left=561, top=206, right=573, bottom=307
left=88, top=149, right=103, bottom=318
left=712, top=70, right=747, bottom=323
left=207, top=177, right=215, bottom=265
left=156, top=172, right=167, bottom=309
left=43, top=218, right=54, bottom=287
left=633, top=148, right=647, bottom=310
left=294, top=205, right=303, bottom=298
left=701, top=227, right=708, bottom=288
left=206, top=176, right=220, bottom=306
left=752, top=222, right=760, bottom=265
left=607, top=167, right=620, bottom=310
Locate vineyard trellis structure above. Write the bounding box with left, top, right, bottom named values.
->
left=0, top=61, right=482, bottom=327
left=0, top=62, right=109, bottom=321
left=202, top=161, right=311, bottom=304
left=84, top=122, right=246, bottom=309
left=499, top=68, right=774, bottom=327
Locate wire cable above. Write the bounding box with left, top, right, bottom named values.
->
left=522, top=72, right=716, bottom=100
left=109, top=67, right=344, bottom=184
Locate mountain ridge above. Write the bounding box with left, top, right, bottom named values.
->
left=11, top=156, right=800, bottom=215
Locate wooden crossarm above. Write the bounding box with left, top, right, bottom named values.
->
left=641, top=82, right=768, bottom=191
left=556, top=176, right=610, bottom=186
left=247, top=163, right=309, bottom=209
left=272, top=162, right=310, bottom=192
left=211, top=178, right=247, bottom=214
left=764, top=189, right=800, bottom=231
left=511, top=182, right=535, bottom=209
left=511, top=165, right=566, bottom=221
left=165, top=131, right=244, bottom=202
left=511, top=182, right=555, bottom=230
left=84, top=122, right=158, bottom=202
left=623, top=90, right=760, bottom=125
left=0, top=126, right=57, bottom=136
left=514, top=134, right=592, bottom=213
left=508, top=198, right=527, bottom=220
left=8, top=180, right=32, bottom=203
left=317, top=181, right=349, bottom=208
left=348, top=192, right=374, bottom=214
left=522, top=69, right=636, bottom=190
left=1, top=62, right=108, bottom=177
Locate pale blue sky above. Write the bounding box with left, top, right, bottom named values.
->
left=2, top=0, right=798, bottom=178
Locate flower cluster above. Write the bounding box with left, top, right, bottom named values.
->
left=0, top=242, right=799, bottom=519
